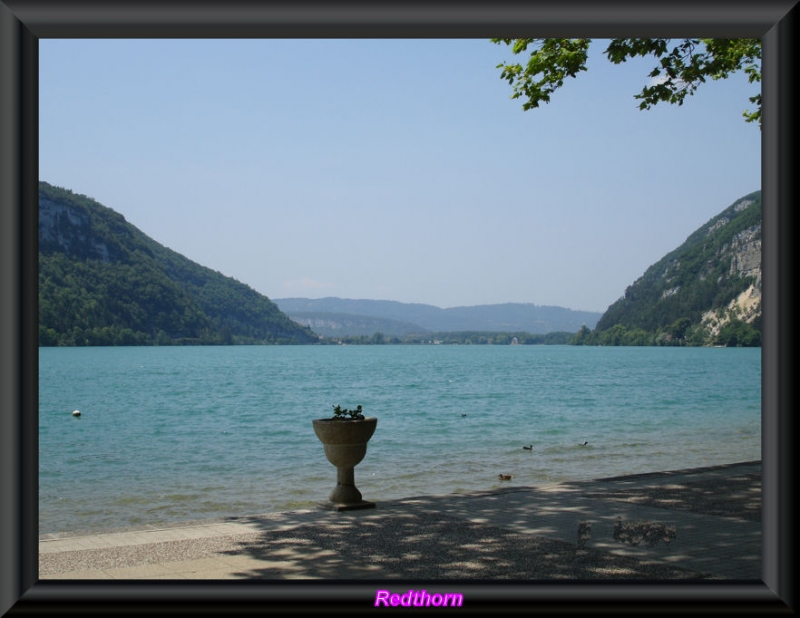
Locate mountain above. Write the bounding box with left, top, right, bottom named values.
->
left=579, top=190, right=761, bottom=347
left=273, top=297, right=602, bottom=337
left=40, top=180, right=755, bottom=348
left=38, top=182, right=319, bottom=346
left=282, top=311, right=431, bottom=338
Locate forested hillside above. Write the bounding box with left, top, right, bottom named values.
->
left=574, top=191, right=761, bottom=347
left=37, top=181, right=760, bottom=348
left=38, top=182, right=319, bottom=346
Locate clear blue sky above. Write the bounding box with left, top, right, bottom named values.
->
left=39, top=39, right=761, bottom=313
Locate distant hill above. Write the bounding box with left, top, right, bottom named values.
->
left=273, top=297, right=602, bottom=337
left=283, top=311, right=431, bottom=338
left=579, top=190, right=761, bottom=347
left=40, top=180, right=756, bottom=348
left=38, top=182, right=319, bottom=345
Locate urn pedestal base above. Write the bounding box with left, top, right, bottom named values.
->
left=316, top=499, right=376, bottom=512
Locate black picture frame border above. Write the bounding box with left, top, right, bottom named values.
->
left=1, top=1, right=795, bottom=614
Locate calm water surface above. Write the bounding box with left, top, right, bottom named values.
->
left=39, top=345, right=761, bottom=535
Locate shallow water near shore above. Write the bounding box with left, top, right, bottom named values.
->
left=39, top=345, right=761, bottom=535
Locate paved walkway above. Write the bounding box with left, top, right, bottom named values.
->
left=39, top=462, right=761, bottom=581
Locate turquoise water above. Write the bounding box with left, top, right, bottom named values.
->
left=39, top=345, right=761, bottom=535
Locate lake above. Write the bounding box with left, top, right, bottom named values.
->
left=39, top=344, right=761, bottom=535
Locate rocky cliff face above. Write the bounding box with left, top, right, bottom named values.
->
left=39, top=199, right=102, bottom=255
left=39, top=198, right=113, bottom=262
left=593, top=191, right=761, bottom=344
left=700, top=200, right=761, bottom=337
left=727, top=226, right=761, bottom=285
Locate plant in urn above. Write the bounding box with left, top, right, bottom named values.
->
left=312, top=405, right=377, bottom=511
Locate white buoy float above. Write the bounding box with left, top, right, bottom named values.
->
left=72, top=410, right=81, bottom=417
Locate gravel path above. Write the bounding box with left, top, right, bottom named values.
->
left=39, top=462, right=762, bottom=580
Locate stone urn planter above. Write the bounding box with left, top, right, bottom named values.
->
left=312, top=405, right=377, bottom=511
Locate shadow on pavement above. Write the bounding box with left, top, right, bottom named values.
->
left=220, top=508, right=709, bottom=580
